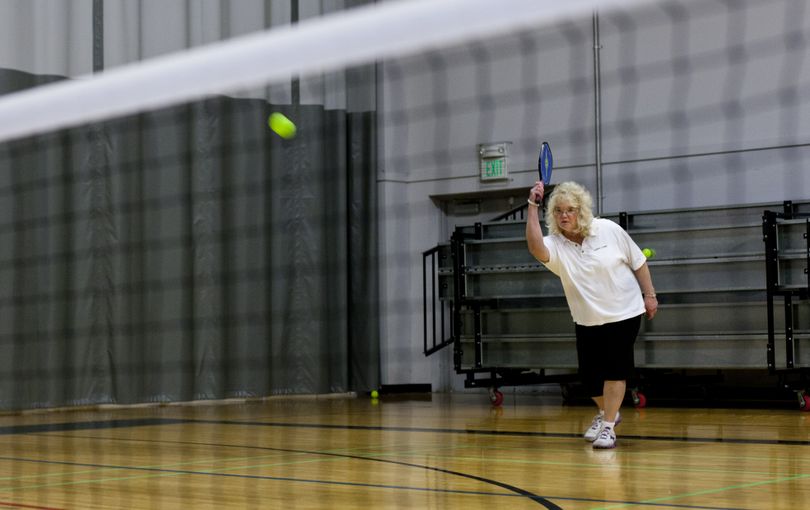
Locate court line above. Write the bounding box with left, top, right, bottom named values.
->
left=38, top=431, right=754, bottom=510
left=370, top=450, right=782, bottom=478
left=0, top=419, right=185, bottom=436
left=0, top=454, right=556, bottom=505
left=189, top=418, right=810, bottom=446
left=0, top=501, right=64, bottom=510
left=0, top=449, right=745, bottom=510
left=592, top=472, right=810, bottom=510
left=0, top=418, right=795, bottom=509
left=34, top=429, right=808, bottom=476
left=17, top=430, right=770, bottom=509
left=1, top=427, right=562, bottom=507
left=479, top=443, right=810, bottom=467
left=0, top=437, right=475, bottom=484
left=163, top=442, right=749, bottom=510
left=3, top=417, right=807, bottom=447
left=110, top=437, right=756, bottom=510
left=0, top=448, right=329, bottom=484
left=243, top=445, right=562, bottom=508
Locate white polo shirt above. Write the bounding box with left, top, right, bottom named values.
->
left=543, top=217, right=647, bottom=326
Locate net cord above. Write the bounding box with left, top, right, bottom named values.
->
left=0, top=0, right=660, bottom=144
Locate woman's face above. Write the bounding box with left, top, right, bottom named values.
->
left=553, top=200, right=579, bottom=233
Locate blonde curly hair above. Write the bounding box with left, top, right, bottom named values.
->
left=545, top=181, right=594, bottom=237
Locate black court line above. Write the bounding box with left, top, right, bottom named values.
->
left=0, top=418, right=781, bottom=509
left=6, top=418, right=810, bottom=447
left=0, top=419, right=557, bottom=508
left=0, top=454, right=547, bottom=502
left=190, top=419, right=810, bottom=447
left=226, top=444, right=562, bottom=509
left=0, top=445, right=744, bottom=510
left=0, top=418, right=186, bottom=436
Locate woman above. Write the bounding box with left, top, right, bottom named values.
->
left=525, top=181, right=657, bottom=449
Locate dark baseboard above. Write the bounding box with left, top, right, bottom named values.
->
left=379, top=384, right=431, bottom=394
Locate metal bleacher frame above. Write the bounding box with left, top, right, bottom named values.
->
left=763, top=201, right=810, bottom=409
left=423, top=199, right=810, bottom=409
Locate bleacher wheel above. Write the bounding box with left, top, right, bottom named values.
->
left=798, top=391, right=810, bottom=412
left=632, top=389, right=647, bottom=409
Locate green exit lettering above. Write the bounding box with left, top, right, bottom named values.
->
left=485, top=158, right=504, bottom=178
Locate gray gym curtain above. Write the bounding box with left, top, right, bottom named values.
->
left=0, top=71, right=380, bottom=410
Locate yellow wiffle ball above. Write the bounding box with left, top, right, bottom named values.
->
left=642, top=248, right=656, bottom=258
left=268, top=112, right=297, bottom=139
left=370, top=390, right=379, bottom=399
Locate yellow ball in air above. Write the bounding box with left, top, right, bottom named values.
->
left=268, top=112, right=297, bottom=139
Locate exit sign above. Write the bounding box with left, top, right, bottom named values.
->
left=483, top=158, right=506, bottom=179
left=479, top=142, right=510, bottom=181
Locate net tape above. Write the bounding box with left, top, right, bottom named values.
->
left=0, top=0, right=658, bottom=144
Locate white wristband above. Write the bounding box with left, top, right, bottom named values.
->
left=527, top=199, right=540, bottom=207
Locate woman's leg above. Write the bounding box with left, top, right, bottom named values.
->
left=602, top=380, right=625, bottom=422
left=576, top=324, right=604, bottom=408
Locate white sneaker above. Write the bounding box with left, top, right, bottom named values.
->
left=583, top=414, right=603, bottom=441
left=583, top=411, right=621, bottom=442
left=593, top=425, right=617, bottom=449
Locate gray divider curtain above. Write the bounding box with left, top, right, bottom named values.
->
left=0, top=72, right=379, bottom=409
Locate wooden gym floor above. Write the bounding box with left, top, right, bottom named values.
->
left=0, top=392, right=808, bottom=509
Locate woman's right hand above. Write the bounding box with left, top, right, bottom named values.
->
left=530, top=181, right=545, bottom=203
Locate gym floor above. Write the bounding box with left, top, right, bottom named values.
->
left=0, top=392, right=807, bottom=509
